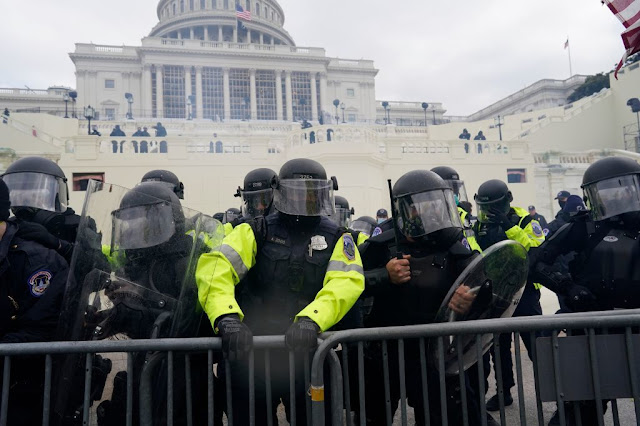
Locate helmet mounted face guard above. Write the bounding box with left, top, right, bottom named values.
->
left=271, top=175, right=339, bottom=217
left=474, top=192, right=513, bottom=223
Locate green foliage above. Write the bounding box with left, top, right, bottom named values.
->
left=567, top=73, right=611, bottom=103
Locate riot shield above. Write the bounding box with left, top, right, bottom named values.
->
left=52, top=180, right=224, bottom=426
left=429, top=240, right=528, bottom=375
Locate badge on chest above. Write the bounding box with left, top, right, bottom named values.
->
left=309, top=235, right=328, bottom=257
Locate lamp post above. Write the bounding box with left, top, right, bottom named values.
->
left=63, top=93, right=70, bottom=118
left=125, top=93, right=134, bottom=120
left=494, top=115, right=504, bottom=141
left=69, top=91, right=77, bottom=118
left=333, top=99, right=340, bottom=125
left=84, top=105, right=95, bottom=135
left=432, top=108, right=436, bottom=125
left=382, top=101, right=390, bottom=125
left=340, top=102, right=346, bottom=123
left=421, top=102, right=428, bottom=126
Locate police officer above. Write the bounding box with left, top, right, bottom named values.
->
left=140, top=169, right=184, bottom=199
left=0, top=177, right=68, bottom=425
left=472, top=179, right=545, bottom=411
left=235, top=168, right=277, bottom=219
left=350, top=216, right=378, bottom=240
left=358, top=170, right=487, bottom=426
left=432, top=166, right=482, bottom=252
left=331, top=195, right=355, bottom=228
left=196, top=158, right=364, bottom=425
left=2, top=157, right=78, bottom=263
left=530, top=156, right=640, bottom=425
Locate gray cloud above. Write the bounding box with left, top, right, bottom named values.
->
left=0, top=0, right=627, bottom=115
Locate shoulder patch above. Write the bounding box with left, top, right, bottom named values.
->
left=531, top=222, right=544, bottom=238
left=461, top=238, right=471, bottom=251
left=372, top=227, right=383, bottom=237
left=28, top=270, right=52, bottom=297
left=343, top=234, right=356, bottom=261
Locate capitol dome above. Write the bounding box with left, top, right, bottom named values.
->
left=150, top=0, right=295, bottom=46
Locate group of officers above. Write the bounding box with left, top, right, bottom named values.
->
left=0, top=152, right=639, bottom=426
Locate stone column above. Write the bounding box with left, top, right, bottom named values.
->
left=204, top=26, right=209, bottom=40
left=247, top=30, right=252, bottom=44
left=233, top=26, right=238, bottom=43
left=223, top=67, right=231, bottom=120
left=319, top=72, right=328, bottom=121
left=185, top=66, right=192, bottom=119
left=275, top=70, right=283, bottom=121
left=156, top=66, right=164, bottom=119
left=190, top=28, right=195, bottom=39
left=178, top=31, right=182, bottom=40
left=250, top=68, right=257, bottom=120
left=285, top=71, right=293, bottom=121
left=196, top=66, right=203, bottom=119
left=218, top=25, right=223, bottom=41
left=142, top=66, right=152, bottom=117
left=310, top=73, right=318, bottom=122
left=259, top=33, right=264, bottom=44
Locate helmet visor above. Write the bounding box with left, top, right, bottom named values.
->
left=351, top=219, right=374, bottom=236
left=583, top=175, right=640, bottom=221
left=223, top=210, right=240, bottom=224
left=241, top=188, right=273, bottom=219
left=449, top=180, right=469, bottom=204
left=112, top=203, right=176, bottom=250
left=476, top=196, right=511, bottom=223
left=137, top=180, right=183, bottom=199
left=274, top=179, right=335, bottom=217
left=329, top=207, right=352, bottom=228
left=3, top=172, right=68, bottom=212
left=395, top=189, right=461, bottom=238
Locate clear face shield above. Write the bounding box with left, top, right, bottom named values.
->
left=273, top=179, right=335, bottom=217
left=3, top=172, right=68, bottom=213
left=223, top=210, right=240, bottom=224
left=241, top=188, right=273, bottom=219
left=395, top=189, right=462, bottom=238
left=329, top=207, right=352, bottom=228
left=449, top=180, right=469, bottom=205
left=476, top=196, right=511, bottom=223
left=583, top=175, right=640, bottom=221
left=111, top=202, right=177, bottom=250
left=351, top=219, right=375, bottom=236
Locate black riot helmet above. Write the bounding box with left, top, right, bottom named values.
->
left=223, top=207, right=241, bottom=224
left=111, top=182, right=185, bottom=253
left=431, top=166, right=469, bottom=204
left=272, top=158, right=337, bottom=217
left=1, top=156, right=69, bottom=213
left=140, top=169, right=184, bottom=199
left=474, top=179, right=513, bottom=223
left=350, top=216, right=377, bottom=236
left=236, top=168, right=276, bottom=218
left=392, top=170, right=462, bottom=238
left=581, top=156, right=640, bottom=222
left=330, top=195, right=355, bottom=227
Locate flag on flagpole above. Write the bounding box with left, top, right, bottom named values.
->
left=236, top=3, right=252, bottom=21
left=602, top=0, right=640, bottom=78
left=564, top=39, right=570, bottom=49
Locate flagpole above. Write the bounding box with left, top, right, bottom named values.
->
left=567, top=37, right=573, bottom=77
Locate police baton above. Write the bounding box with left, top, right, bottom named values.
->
left=387, top=179, right=404, bottom=260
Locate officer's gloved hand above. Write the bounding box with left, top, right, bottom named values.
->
left=488, top=208, right=511, bottom=229
left=16, top=221, right=61, bottom=250
left=216, top=314, right=253, bottom=361
left=285, top=317, right=321, bottom=352
left=566, top=285, right=599, bottom=312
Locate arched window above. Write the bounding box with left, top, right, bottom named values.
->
left=327, top=129, right=334, bottom=142
left=201, top=0, right=206, bottom=9
left=246, top=0, right=250, bottom=11
left=173, top=3, right=177, bottom=14
left=223, top=0, right=228, bottom=9
left=264, top=6, right=267, bottom=17
left=132, top=141, right=139, bottom=153
left=477, top=143, right=483, bottom=154
left=160, top=141, right=168, bottom=153
left=119, top=141, right=126, bottom=153
left=209, top=142, right=214, bottom=153
left=271, top=11, right=274, bottom=20
left=255, top=2, right=260, bottom=16
left=181, top=0, right=185, bottom=13
left=215, top=141, right=223, bottom=153
left=112, top=141, right=118, bottom=153
left=140, top=141, right=149, bottom=153
left=190, top=0, right=194, bottom=10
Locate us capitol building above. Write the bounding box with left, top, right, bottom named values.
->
left=1, top=0, right=639, bottom=220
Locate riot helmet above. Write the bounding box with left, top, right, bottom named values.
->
left=392, top=170, right=462, bottom=238
left=1, top=156, right=69, bottom=213
left=111, top=182, right=185, bottom=253
left=581, top=156, right=640, bottom=222
left=431, top=166, right=469, bottom=204
left=236, top=168, right=276, bottom=218
left=223, top=208, right=241, bottom=224
left=351, top=216, right=377, bottom=236
left=140, top=169, right=184, bottom=199
left=330, top=195, right=355, bottom=228
left=272, top=158, right=337, bottom=217
left=474, top=180, right=513, bottom=223
left=213, top=212, right=224, bottom=222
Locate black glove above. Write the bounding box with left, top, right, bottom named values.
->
left=285, top=317, right=320, bottom=352
left=487, top=208, right=511, bottom=229
left=15, top=221, right=61, bottom=250
left=216, top=314, right=253, bottom=361
left=565, top=285, right=600, bottom=312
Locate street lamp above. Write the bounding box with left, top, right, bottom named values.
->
left=125, top=93, right=134, bottom=120
left=69, top=91, right=77, bottom=118
left=421, top=102, right=428, bottom=127
left=432, top=107, right=436, bottom=125
left=333, top=99, right=340, bottom=125
left=84, top=105, right=95, bottom=135
left=382, top=101, right=390, bottom=125
left=494, top=115, right=504, bottom=141
left=63, top=93, right=70, bottom=118
left=340, top=102, right=346, bottom=123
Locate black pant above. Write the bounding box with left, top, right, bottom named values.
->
left=0, top=356, right=45, bottom=426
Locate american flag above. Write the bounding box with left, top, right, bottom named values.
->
left=602, top=0, right=640, bottom=77
left=236, top=4, right=252, bottom=21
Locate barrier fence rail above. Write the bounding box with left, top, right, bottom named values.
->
left=1, top=310, right=640, bottom=426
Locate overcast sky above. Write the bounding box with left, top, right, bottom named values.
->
left=0, top=0, right=627, bottom=115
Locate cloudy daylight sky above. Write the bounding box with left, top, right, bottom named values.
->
left=0, top=0, right=627, bottom=115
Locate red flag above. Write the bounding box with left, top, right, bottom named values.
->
left=602, top=0, right=640, bottom=77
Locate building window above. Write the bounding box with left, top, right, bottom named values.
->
left=347, top=88, right=355, bottom=97
left=105, top=79, right=115, bottom=89
left=181, top=0, right=185, bottom=12
left=105, top=108, right=116, bottom=120
left=507, top=168, right=527, bottom=184
left=291, top=72, right=312, bottom=122
left=173, top=2, right=177, bottom=14
left=163, top=65, right=186, bottom=119
left=281, top=77, right=287, bottom=120
left=201, top=0, right=206, bottom=8
left=229, top=69, right=250, bottom=120
left=224, top=0, right=228, bottom=9
left=348, top=114, right=356, bottom=123
left=73, top=173, right=104, bottom=192
left=190, top=0, right=194, bottom=10
left=202, top=67, right=224, bottom=120
left=255, top=2, right=260, bottom=15
left=256, top=71, right=276, bottom=120
left=246, top=0, right=250, bottom=11
left=271, top=11, right=274, bottom=20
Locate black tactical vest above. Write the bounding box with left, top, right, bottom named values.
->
left=241, top=214, right=343, bottom=335
left=474, top=209, right=531, bottom=251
